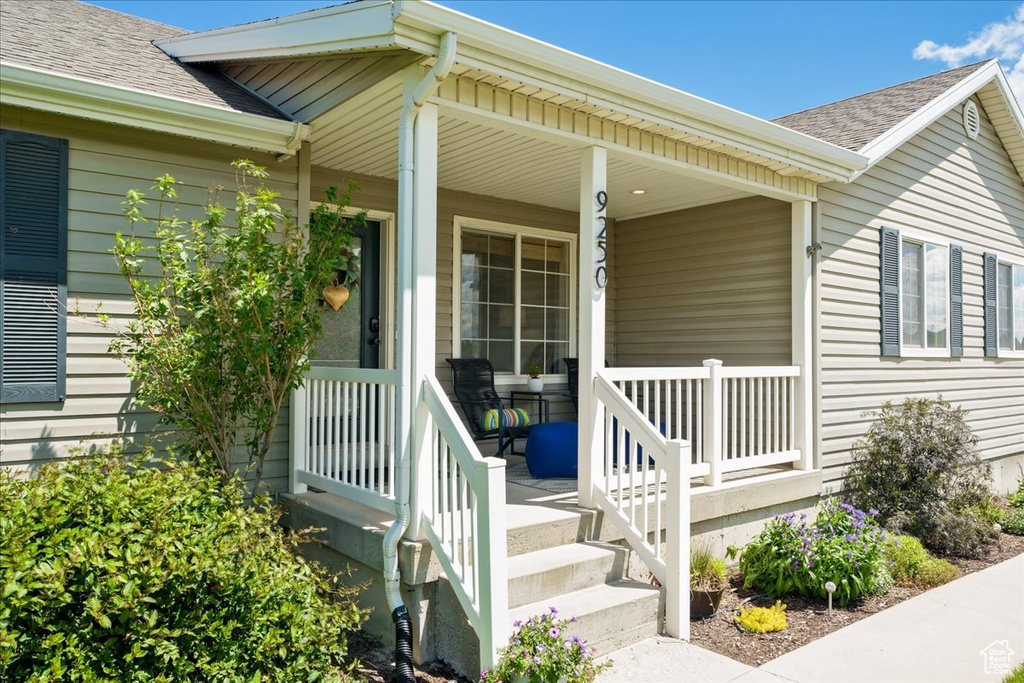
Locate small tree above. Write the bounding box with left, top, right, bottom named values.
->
left=108, top=161, right=364, bottom=488
left=844, top=397, right=997, bottom=557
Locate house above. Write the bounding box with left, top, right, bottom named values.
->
left=2, top=0, right=1022, bottom=676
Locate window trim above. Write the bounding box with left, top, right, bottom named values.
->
left=995, top=255, right=1024, bottom=359
left=452, top=215, right=577, bottom=385
left=898, top=230, right=951, bottom=358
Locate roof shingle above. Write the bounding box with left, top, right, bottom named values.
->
left=0, top=0, right=285, bottom=120
left=773, top=61, right=992, bottom=151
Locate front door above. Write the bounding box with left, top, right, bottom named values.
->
left=313, top=219, right=382, bottom=368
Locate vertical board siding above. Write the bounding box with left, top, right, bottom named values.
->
left=613, top=196, right=792, bottom=368
left=311, top=167, right=581, bottom=449
left=0, top=106, right=300, bottom=489
left=818, top=96, right=1024, bottom=482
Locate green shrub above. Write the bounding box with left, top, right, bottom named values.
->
left=735, top=601, right=788, bottom=634
left=1007, top=475, right=1024, bottom=509
left=886, top=535, right=959, bottom=588
left=690, top=540, right=727, bottom=591
left=732, top=500, right=888, bottom=607
left=844, top=397, right=998, bottom=557
left=1003, top=509, right=1024, bottom=536
left=0, top=455, right=365, bottom=682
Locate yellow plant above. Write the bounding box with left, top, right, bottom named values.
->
left=736, top=600, right=788, bottom=633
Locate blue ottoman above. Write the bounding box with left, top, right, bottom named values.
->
left=525, top=422, right=578, bottom=478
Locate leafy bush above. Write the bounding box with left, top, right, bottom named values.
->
left=886, top=535, right=960, bottom=588
left=732, top=500, right=888, bottom=606
left=1003, top=509, right=1024, bottom=536
left=735, top=601, right=788, bottom=634
left=1007, top=475, right=1024, bottom=509
left=480, top=607, right=610, bottom=683
left=0, top=455, right=365, bottom=682
left=844, top=397, right=997, bottom=557
left=106, top=163, right=364, bottom=487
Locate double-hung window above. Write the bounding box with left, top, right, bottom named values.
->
left=900, top=238, right=948, bottom=352
left=990, top=257, right=1024, bottom=355
left=454, top=217, right=575, bottom=376
left=880, top=227, right=961, bottom=357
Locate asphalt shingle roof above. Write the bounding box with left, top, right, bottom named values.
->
left=0, top=0, right=285, bottom=119
left=773, top=61, right=992, bottom=151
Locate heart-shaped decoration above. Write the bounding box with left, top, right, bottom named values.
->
left=322, top=284, right=350, bottom=311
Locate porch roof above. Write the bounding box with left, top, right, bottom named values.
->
left=156, top=0, right=868, bottom=189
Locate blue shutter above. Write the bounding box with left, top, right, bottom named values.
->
left=949, top=244, right=963, bottom=357
left=879, top=227, right=900, bottom=356
left=0, top=130, right=68, bottom=403
left=983, top=252, right=998, bottom=357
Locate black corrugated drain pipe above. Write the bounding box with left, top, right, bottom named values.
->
left=393, top=604, right=414, bottom=683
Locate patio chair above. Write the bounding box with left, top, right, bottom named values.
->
left=445, top=358, right=531, bottom=456
left=563, top=357, right=579, bottom=416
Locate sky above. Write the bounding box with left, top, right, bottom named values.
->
left=88, top=0, right=1024, bottom=119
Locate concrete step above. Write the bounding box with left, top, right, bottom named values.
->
left=508, top=580, right=662, bottom=660
left=507, top=542, right=628, bottom=609
left=505, top=502, right=599, bottom=557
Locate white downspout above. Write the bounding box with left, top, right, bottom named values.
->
left=382, top=29, right=456, bottom=658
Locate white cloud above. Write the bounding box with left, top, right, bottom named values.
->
left=914, top=5, right=1024, bottom=106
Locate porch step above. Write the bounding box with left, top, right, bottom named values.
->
left=507, top=541, right=628, bottom=609
left=509, top=580, right=661, bottom=660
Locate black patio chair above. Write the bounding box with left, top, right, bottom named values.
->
left=563, top=357, right=579, bottom=416
left=445, top=358, right=531, bottom=456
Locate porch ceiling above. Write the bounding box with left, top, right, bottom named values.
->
left=307, top=75, right=751, bottom=220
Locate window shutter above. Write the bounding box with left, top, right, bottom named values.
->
left=879, top=227, right=900, bottom=356
left=0, top=130, right=68, bottom=403
left=949, top=244, right=963, bottom=357
left=983, top=252, right=998, bottom=357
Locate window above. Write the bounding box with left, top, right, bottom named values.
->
left=879, top=227, right=960, bottom=358
left=996, top=260, right=1024, bottom=353
left=900, top=239, right=948, bottom=351
left=1, top=129, right=68, bottom=404
left=455, top=217, right=575, bottom=376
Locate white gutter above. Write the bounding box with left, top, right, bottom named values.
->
left=0, top=62, right=308, bottom=155
left=154, top=0, right=867, bottom=182
left=382, top=30, right=457, bottom=618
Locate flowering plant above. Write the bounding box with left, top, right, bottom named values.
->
left=729, top=499, right=888, bottom=606
left=480, top=607, right=610, bottom=683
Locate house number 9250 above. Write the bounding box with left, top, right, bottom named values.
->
left=594, top=190, right=608, bottom=288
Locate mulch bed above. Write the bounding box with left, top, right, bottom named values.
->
left=690, top=532, right=1024, bottom=668
left=344, top=630, right=473, bottom=683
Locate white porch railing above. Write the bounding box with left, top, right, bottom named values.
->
left=600, top=360, right=802, bottom=486
left=289, top=366, right=398, bottom=512
left=420, top=374, right=508, bottom=667
left=593, top=371, right=690, bottom=639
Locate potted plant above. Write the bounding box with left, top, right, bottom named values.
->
left=526, top=360, right=544, bottom=392
left=690, top=540, right=727, bottom=618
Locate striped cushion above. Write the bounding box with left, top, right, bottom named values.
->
left=481, top=408, right=530, bottom=431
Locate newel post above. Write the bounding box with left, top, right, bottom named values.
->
left=664, top=439, right=691, bottom=640
left=701, top=359, right=723, bottom=488
left=288, top=382, right=308, bottom=494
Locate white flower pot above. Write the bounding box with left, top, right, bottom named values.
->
left=527, top=377, right=544, bottom=392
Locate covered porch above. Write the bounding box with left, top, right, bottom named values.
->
left=156, top=1, right=862, bottom=668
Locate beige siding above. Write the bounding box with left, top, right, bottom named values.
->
left=0, top=106, right=299, bottom=489
left=613, top=196, right=793, bottom=367
left=817, top=95, right=1024, bottom=482
left=311, top=167, right=581, bottom=436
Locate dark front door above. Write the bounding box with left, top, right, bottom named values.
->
left=313, top=219, right=383, bottom=369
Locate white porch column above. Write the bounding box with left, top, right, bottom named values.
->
left=289, top=141, right=312, bottom=495
left=408, top=102, right=438, bottom=540
left=791, top=200, right=814, bottom=471
left=577, top=146, right=608, bottom=508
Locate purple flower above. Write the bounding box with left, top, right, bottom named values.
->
left=513, top=620, right=521, bottom=627
left=549, top=606, right=558, bottom=615
left=844, top=534, right=856, bottom=542
left=846, top=551, right=853, bottom=558
left=533, top=656, right=541, bottom=664
left=536, top=645, right=546, bottom=653
left=549, top=628, right=560, bottom=638
left=869, top=508, right=879, bottom=516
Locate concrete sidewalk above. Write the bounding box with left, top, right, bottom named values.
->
left=598, top=553, right=1024, bottom=683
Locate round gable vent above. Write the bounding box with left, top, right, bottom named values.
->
left=963, top=100, right=980, bottom=140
